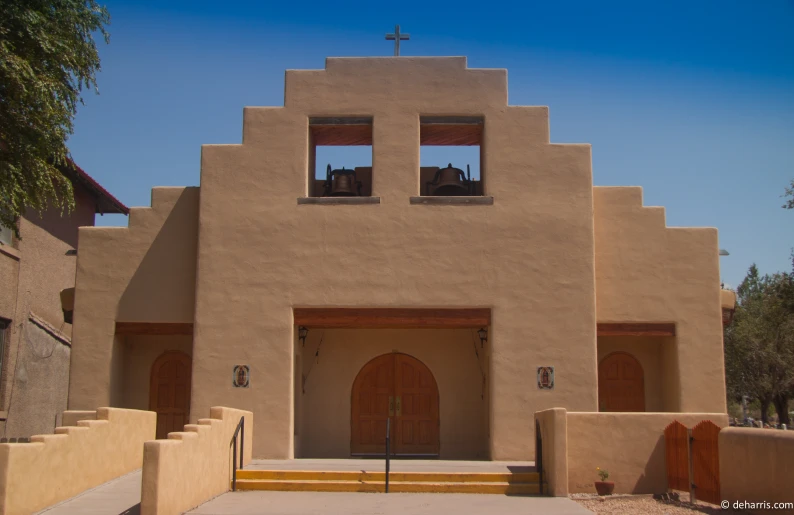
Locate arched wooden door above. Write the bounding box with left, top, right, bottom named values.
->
left=149, top=351, right=192, bottom=439
left=351, top=353, right=439, bottom=457
left=598, top=351, right=645, bottom=412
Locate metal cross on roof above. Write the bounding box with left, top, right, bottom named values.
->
left=385, top=25, right=410, bottom=56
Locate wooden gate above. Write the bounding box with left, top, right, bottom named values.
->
left=664, top=420, right=689, bottom=491
left=691, top=420, right=721, bottom=505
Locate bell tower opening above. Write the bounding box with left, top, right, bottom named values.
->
left=419, top=116, right=484, bottom=196
left=308, top=117, right=373, bottom=198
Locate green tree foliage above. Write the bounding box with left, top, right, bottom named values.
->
left=0, top=0, right=110, bottom=236
left=725, top=265, right=794, bottom=425
left=784, top=180, right=794, bottom=210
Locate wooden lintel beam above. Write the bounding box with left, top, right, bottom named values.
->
left=309, top=117, right=373, bottom=125
left=420, top=124, right=482, bottom=146
left=310, top=125, right=373, bottom=146
left=597, top=323, right=676, bottom=337
left=293, top=308, right=491, bottom=329
left=419, top=116, right=484, bottom=125
left=115, top=322, right=193, bottom=336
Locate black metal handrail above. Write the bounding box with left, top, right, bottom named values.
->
left=230, top=416, right=245, bottom=492
left=385, top=418, right=391, bottom=493
left=535, top=421, right=544, bottom=495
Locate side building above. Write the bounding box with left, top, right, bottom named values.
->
left=0, top=161, right=128, bottom=439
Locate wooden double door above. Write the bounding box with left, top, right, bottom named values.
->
left=351, top=353, right=440, bottom=457
left=598, top=351, right=645, bottom=412
left=149, top=351, right=192, bottom=439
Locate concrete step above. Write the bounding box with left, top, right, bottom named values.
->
left=236, top=470, right=540, bottom=483
left=235, top=470, right=545, bottom=494
left=234, top=478, right=545, bottom=494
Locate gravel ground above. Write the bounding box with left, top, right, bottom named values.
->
left=572, top=493, right=750, bottom=514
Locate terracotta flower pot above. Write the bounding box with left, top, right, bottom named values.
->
left=594, top=481, right=615, bottom=495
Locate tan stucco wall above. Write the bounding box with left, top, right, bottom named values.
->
left=566, top=412, right=728, bottom=494
left=594, top=187, right=725, bottom=414
left=0, top=407, right=155, bottom=515
left=69, top=187, right=199, bottom=410
left=534, top=408, right=568, bottom=496
left=193, top=57, right=596, bottom=460
left=660, top=339, right=681, bottom=413
left=14, top=185, right=95, bottom=334
left=720, top=289, right=736, bottom=310
left=118, top=335, right=193, bottom=411
left=719, top=428, right=794, bottom=514
left=297, top=328, right=488, bottom=459
left=141, top=407, right=253, bottom=515
left=597, top=336, right=668, bottom=412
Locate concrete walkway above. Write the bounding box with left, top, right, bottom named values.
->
left=246, top=458, right=536, bottom=473
left=35, top=470, right=141, bottom=515
left=189, top=491, right=593, bottom=515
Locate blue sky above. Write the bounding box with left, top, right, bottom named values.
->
left=67, top=0, right=794, bottom=288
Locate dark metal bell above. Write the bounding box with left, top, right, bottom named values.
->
left=322, top=164, right=362, bottom=197
left=331, top=173, right=355, bottom=196
left=428, top=164, right=471, bottom=196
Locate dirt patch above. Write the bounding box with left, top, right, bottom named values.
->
left=573, top=492, right=750, bottom=514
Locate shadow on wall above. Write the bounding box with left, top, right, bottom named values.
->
left=117, top=189, right=199, bottom=323
left=23, top=187, right=96, bottom=248
left=636, top=435, right=665, bottom=493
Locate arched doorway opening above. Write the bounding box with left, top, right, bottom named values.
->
left=149, top=350, right=192, bottom=439
left=351, top=352, right=439, bottom=457
left=598, top=351, right=645, bottom=412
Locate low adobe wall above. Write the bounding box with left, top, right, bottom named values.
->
left=567, top=412, right=727, bottom=494
left=719, top=428, right=794, bottom=514
left=141, top=407, right=253, bottom=515
left=61, top=410, right=97, bottom=427
left=534, top=408, right=568, bottom=496
left=534, top=409, right=728, bottom=496
left=0, top=407, right=155, bottom=515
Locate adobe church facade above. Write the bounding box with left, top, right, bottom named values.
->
left=68, top=57, right=728, bottom=460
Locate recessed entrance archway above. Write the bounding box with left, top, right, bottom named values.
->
left=149, top=350, right=192, bottom=439
left=351, top=352, right=440, bottom=457
left=598, top=351, right=645, bottom=412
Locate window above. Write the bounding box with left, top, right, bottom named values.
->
left=0, top=319, right=9, bottom=391
left=419, top=117, right=484, bottom=196
left=0, top=223, right=12, bottom=246
left=308, top=117, right=373, bottom=198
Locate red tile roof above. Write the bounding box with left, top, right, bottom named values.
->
left=60, top=159, right=129, bottom=215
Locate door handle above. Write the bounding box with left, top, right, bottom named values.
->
left=396, top=396, right=401, bottom=416
left=389, top=396, right=394, bottom=416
